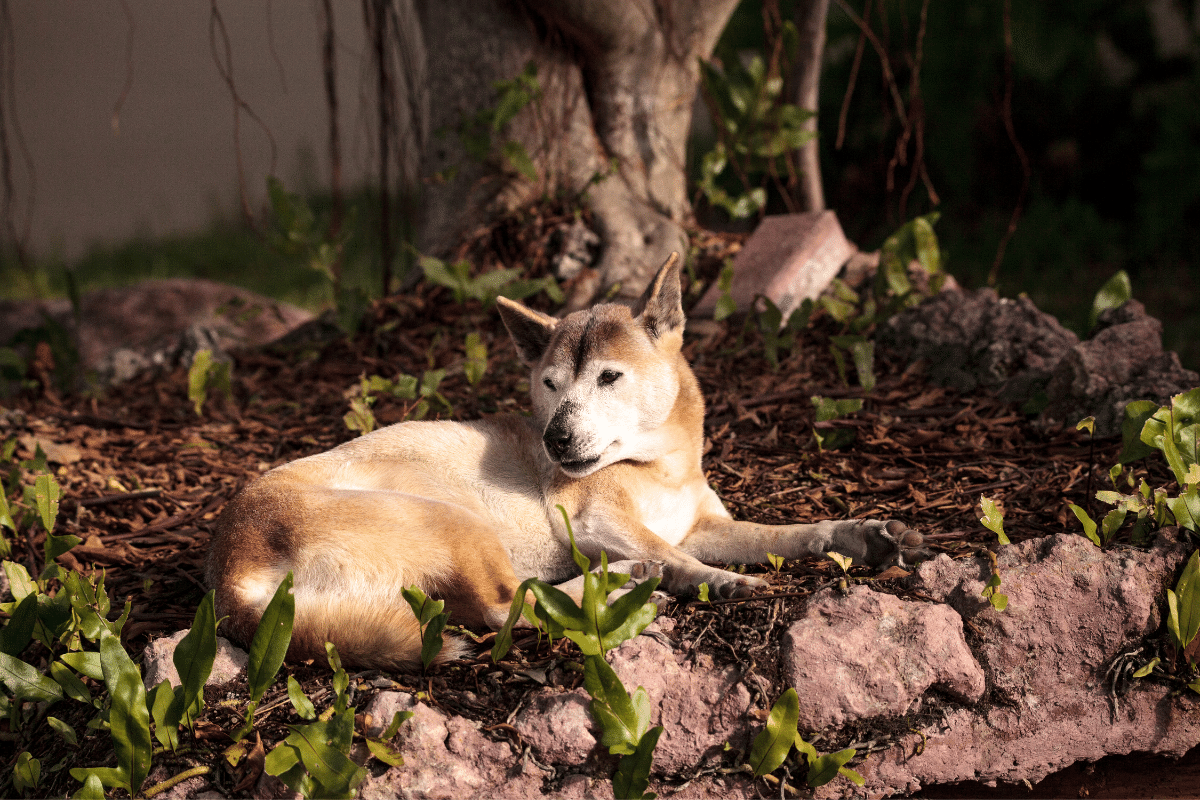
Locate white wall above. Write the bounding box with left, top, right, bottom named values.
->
left=8, top=1, right=375, bottom=260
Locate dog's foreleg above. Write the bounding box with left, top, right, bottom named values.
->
left=681, top=516, right=927, bottom=570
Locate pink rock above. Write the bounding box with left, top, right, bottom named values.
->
left=513, top=689, right=597, bottom=766
left=854, top=530, right=1197, bottom=796
left=692, top=211, right=855, bottom=322
left=781, top=585, right=985, bottom=731
left=360, top=696, right=549, bottom=800
left=608, top=630, right=753, bottom=773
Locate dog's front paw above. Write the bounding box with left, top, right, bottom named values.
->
left=831, top=519, right=930, bottom=569
left=605, top=559, right=665, bottom=590
left=701, top=570, right=769, bottom=600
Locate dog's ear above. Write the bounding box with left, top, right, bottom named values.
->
left=632, top=252, right=685, bottom=339
left=497, top=296, right=557, bottom=364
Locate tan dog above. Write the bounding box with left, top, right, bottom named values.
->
left=206, top=255, right=924, bottom=668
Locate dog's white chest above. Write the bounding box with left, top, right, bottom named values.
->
left=634, top=481, right=710, bottom=546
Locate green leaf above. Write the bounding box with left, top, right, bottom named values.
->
left=807, top=747, right=857, bottom=788
left=1119, top=400, right=1159, bottom=464
left=149, top=679, right=179, bottom=752
left=584, top=656, right=651, bottom=755
left=612, top=725, right=663, bottom=800
left=282, top=718, right=367, bottom=798
left=826, top=551, right=852, bottom=574
left=263, top=741, right=301, bottom=778
left=50, top=660, right=92, bottom=704
left=69, top=768, right=126, bottom=794
left=464, top=332, right=488, bottom=386
left=714, top=262, right=737, bottom=322
left=0, top=485, right=15, bottom=534
left=1131, top=657, right=1160, bottom=678
left=0, top=650, right=63, bottom=702
left=1170, top=550, right=1200, bottom=653
left=1100, top=508, right=1127, bottom=545
left=1090, top=270, right=1132, bottom=328
left=3, top=560, right=36, bottom=603
left=748, top=688, right=798, bottom=777
left=490, top=578, right=538, bottom=663
left=13, top=751, right=40, bottom=792
left=366, top=738, right=406, bottom=767
left=34, top=472, right=61, bottom=532
left=1067, top=502, right=1101, bottom=547
left=0, top=592, right=37, bottom=655
left=811, top=396, right=863, bottom=423
left=47, top=715, right=78, bottom=747
left=60, top=651, right=103, bottom=681
left=1076, top=416, right=1095, bottom=436
left=188, top=349, right=216, bottom=416
left=248, top=572, right=295, bottom=703
left=100, top=631, right=152, bottom=797
left=287, top=676, right=317, bottom=720
left=697, top=583, right=710, bottom=602
left=766, top=553, right=784, bottom=572
left=502, top=140, right=538, bottom=182
left=979, top=495, right=1009, bottom=545
left=989, top=592, right=1009, bottom=612
left=166, top=590, right=218, bottom=730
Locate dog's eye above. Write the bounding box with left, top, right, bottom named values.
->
left=542, top=378, right=556, bottom=392
left=598, top=370, right=622, bottom=387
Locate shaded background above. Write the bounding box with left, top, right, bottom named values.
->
left=1, top=0, right=1198, bottom=366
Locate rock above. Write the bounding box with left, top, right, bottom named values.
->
left=514, top=689, right=597, bottom=766
left=692, top=211, right=856, bottom=323
left=881, top=290, right=1198, bottom=436
left=361, top=690, right=419, bottom=738
left=0, top=278, right=313, bottom=385
left=1041, top=300, right=1199, bottom=436
left=607, top=628, right=754, bottom=773
left=141, top=628, right=248, bottom=691
left=851, top=530, right=1197, bottom=796
left=781, top=585, right=985, bottom=731
left=880, top=287, right=1078, bottom=401
left=359, top=695, right=549, bottom=800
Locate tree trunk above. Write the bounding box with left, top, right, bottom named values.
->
left=411, top=0, right=739, bottom=307
left=792, top=0, right=830, bottom=212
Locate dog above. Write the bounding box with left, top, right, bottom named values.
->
left=206, top=254, right=925, bottom=668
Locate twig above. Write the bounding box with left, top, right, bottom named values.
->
left=79, top=489, right=163, bottom=508
left=143, top=766, right=211, bottom=799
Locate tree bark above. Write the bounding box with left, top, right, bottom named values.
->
left=411, top=0, right=739, bottom=306
left=792, top=0, right=829, bottom=212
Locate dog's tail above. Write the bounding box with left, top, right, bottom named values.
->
left=213, top=569, right=469, bottom=671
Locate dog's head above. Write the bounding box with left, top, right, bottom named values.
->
left=497, top=254, right=688, bottom=477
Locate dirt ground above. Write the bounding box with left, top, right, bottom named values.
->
left=2, top=225, right=1196, bottom=797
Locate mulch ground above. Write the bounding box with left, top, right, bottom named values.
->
left=0, top=223, right=1182, bottom=797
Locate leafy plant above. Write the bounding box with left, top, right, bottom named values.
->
left=419, top=255, right=561, bottom=308
left=263, top=644, right=366, bottom=798
left=1085, top=388, right=1200, bottom=547
left=401, top=585, right=451, bottom=671
left=491, top=506, right=663, bottom=799
left=829, top=334, right=876, bottom=393
left=454, top=60, right=542, bottom=182
left=1090, top=269, right=1132, bottom=329
left=463, top=332, right=488, bottom=386
left=697, top=23, right=814, bottom=219
left=978, top=495, right=1010, bottom=545
left=981, top=550, right=1008, bottom=612
left=875, top=213, right=945, bottom=306
left=754, top=296, right=812, bottom=371
left=713, top=261, right=737, bottom=322
left=747, top=689, right=862, bottom=788
left=232, top=571, right=295, bottom=742
left=1167, top=550, right=1200, bottom=665
left=811, top=395, right=863, bottom=451
left=187, top=348, right=232, bottom=417
left=343, top=370, right=452, bottom=434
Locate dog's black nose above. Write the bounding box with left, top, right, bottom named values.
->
left=543, top=426, right=572, bottom=459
